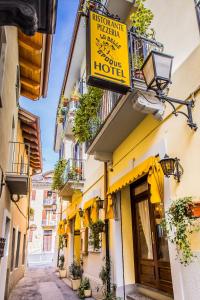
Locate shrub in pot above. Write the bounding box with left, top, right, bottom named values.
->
left=78, top=277, right=92, bottom=299
left=69, top=261, right=83, bottom=290
left=59, top=254, right=67, bottom=278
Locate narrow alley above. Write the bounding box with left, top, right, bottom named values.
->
left=9, top=267, right=80, bottom=300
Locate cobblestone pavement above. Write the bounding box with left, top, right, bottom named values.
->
left=9, top=266, right=81, bottom=300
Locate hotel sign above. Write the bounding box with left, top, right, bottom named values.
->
left=87, top=11, right=131, bottom=94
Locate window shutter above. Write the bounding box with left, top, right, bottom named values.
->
left=42, top=210, right=46, bottom=220
left=43, top=190, right=48, bottom=198
left=31, top=190, right=36, bottom=200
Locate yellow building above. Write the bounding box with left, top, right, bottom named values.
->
left=54, top=1, right=200, bottom=299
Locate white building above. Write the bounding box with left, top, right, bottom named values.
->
left=28, top=171, right=60, bottom=266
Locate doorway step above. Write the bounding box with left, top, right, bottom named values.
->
left=127, top=284, right=173, bottom=300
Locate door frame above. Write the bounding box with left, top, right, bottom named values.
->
left=130, top=176, right=173, bottom=293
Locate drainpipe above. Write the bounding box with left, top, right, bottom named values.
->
left=57, top=196, right=63, bottom=267
left=104, top=162, right=111, bottom=295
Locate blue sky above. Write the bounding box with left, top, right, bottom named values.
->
left=20, top=0, right=79, bottom=172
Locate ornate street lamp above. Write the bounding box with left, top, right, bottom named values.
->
left=96, top=196, right=104, bottom=209
left=159, top=154, right=184, bottom=182
left=142, top=50, right=197, bottom=130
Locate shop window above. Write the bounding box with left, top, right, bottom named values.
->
left=15, top=231, right=21, bottom=268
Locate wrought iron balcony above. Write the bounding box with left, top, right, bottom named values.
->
left=41, top=219, right=57, bottom=227
left=5, top=142, right=30, bottom=195
left=86, top=32, right=163, bottom=155
left=64, top=158, right=85, bottom=182
left=43, top=198, right=56, bottom=206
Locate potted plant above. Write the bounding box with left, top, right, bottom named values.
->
left=52, top=159, right=67, bottom=191
left=89, top=220, right=105, bottom=251
left=132, top=55, right=144, bottom=79
left=78, top=277, right=92, bottom=298
left=86, top=0, right=103, bottom=10
left=130, top=0, right=154, bottom=38
left=61, top=96, right=69, bottom=107
left=59, top=255, right=67, bottom=278
left=29, top=207, right=34, bottom=220
left=69, top=261, right=83, bottom=290
left=161, top=197, right=200, bottom=266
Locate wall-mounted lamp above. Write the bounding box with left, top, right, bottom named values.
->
left=0, top=167, right=5, bottom=198
left=142, top=50, right=197, bottom=130
left=78, top=208, right=84, bottom=218
left=96, top=196, right=104, bottom=209
left=11, top=194, right=21, bottom=203
left=159, top=154, right=184, bottom=182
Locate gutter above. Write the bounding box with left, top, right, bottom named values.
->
left=53, top=0, right=85, bottom=151
left=42, top=34, right=53, bottom=98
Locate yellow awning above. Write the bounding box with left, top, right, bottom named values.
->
left=83, top=197, right=96, bottom=210
left=106, top=194, right=114, bottom=219
left=57, top=220, right=65, bottom=235
left=66, top=193, right=82, bottom=220
left=75, top=212, right=81, bottom=231
left=83, top=197, right=98, bottom=226
left=108, top=156, right=164, bottom=204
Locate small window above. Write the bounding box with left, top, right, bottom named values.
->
left=22, top=234, right=26, bottom=264
left=11, top=228, right=16, bottom=271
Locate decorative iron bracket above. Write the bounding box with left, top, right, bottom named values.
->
left=156, top=94, right=197, bottom=130
left=80, top=0, right=120, bottom=21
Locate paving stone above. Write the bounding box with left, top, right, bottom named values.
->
left=8, top=266, right=90, bottom=300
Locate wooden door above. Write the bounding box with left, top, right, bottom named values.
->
left=131, top=178, right=173, bottom=295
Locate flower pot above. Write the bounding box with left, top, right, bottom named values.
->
left=84, top=289, right=92, bottom=298
left=59, top=269, right=67, bottom=278
left=134, top=69, right=144, bottom=80
left=192, top=204, right=200, bottom=217
left=71, top=278, right=81, bottom=291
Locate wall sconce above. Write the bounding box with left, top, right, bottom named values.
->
left=96, top=196, right=104, bottom=209
left=0, top=166, right=5, bottom=198
left=159, top=154, right=184, bottom=182
left=142, top=50, right=197, bottom=130
left=78, top=208, right=84, bottom=218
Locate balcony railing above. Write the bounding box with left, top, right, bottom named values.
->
left=86, top=32, right=163, bottom=151
left=64, top=158, right=85, bottom=183
left=5, top=142, right=30, bottom=195
left=7, top=141, right=30, bottom=176
left=43, top=199, right=56, bottom=206
left=42, top=220, right=57, bottom=227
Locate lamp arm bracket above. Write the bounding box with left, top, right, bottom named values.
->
left=157, top=95, right=197, bottom=130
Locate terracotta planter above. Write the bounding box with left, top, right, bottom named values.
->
left=71, top=278, right=81, bottom=291
left=59, top=269, right=67, bottom=278
left=134, top=69, right=144, bottom=80
left=84, top=289, right=92, bottom=298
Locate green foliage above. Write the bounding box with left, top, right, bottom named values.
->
left=99, top=258, right=121, bottom=300
left=73, top=87, right=103, bottom=143
left=161, top=197, right=200, bottom=266
left=52, top=159, right=67, bottom=191
left=59, top=254, right=65, bottom=270
left=59, top=234, right=67, bottom=250
left=29, top=207, right=34, bottom=217
left=78, top=277, right=91, bottom=299
left=130, top=0, right=154, bottom=38
left=69, top=261, right=83, bottom=279
left=89, top=220, right=105, bottom=251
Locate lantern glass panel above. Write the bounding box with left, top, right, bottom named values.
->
left=154, top=53, right=173, bottom=82
left=142, top=54, right=155, bottom=88
left=160, top=158, right=175, bottom=176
